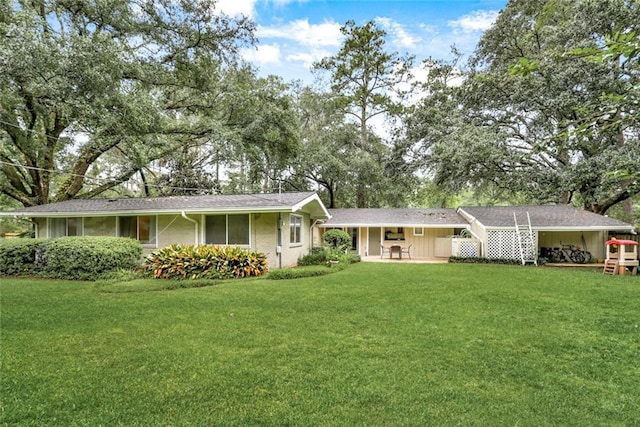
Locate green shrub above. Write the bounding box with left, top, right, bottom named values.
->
left=448, top=256, right=522, bottom=265
left=267, top=266, right=332, bottom=280
left=44, top=237, right=143, bottom=280
left=0, top=237, right=143, bottom=280
left=0, top=238, right=49, bottom=276
left=298, top=249, right=329, bottom=266
left=144, top=244, right=268, bottom=280
left=338, top=252, right=361, bottom=264
left=323, top=229, right=351, bottom=251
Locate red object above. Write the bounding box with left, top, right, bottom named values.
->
left=606, top=239, right=638, bottom=245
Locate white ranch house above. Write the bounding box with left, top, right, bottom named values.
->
left=1, top=192, right=636, bottom=267
left=0, top=192, right=329, bottom=269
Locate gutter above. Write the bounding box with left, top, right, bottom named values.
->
left=181, top=211, right=199, bottom=245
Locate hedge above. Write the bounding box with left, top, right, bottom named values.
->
left=0, top=237, right=143, bottom=280
left=448, top=256, right=522, bottom=265
left=0, top=238, right=49, bottom=276
left=44, top=237, right=143, bottom=280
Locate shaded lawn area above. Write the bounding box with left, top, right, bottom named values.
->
left=1, top=263, right=639, bottom=426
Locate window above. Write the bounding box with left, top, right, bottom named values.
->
left=413, top=227, right=424, bottom=236
left=290, top=215, right=302, bottom=244
left=49, top=218, right=82, bottom=238
left=119, top=216, right=156, bottom=244
left=384, top=227, right=405, bottom=241
left=205, top=214, right=249, bottom=245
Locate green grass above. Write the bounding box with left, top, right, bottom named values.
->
left=2, top=263, right=639, bottom=426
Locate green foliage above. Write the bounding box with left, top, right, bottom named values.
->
left=308, top=21, right=415, bottom=208
left=297, top=249, right=329, bottom=266
left=411, top=0, right=640, bottom=215
left=322, top=229, right=351, bottom=250
left=448, top=256, right=522, bottom=265
left=0, top=238, right=49, bottom=275
left=267, top=265, right=334, bottom=280
left=44, top=237, right=143, bottom=280
left=144, top=244, right=268, bottom=280
left=0, top=237, right=142, bottom=279
left=1, top=1, right=255, bottom=206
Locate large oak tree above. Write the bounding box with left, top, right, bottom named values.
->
left=0, top=0, right=255, bottom=206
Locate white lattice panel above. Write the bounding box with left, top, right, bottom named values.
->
left=487, top=230, right=537, bottom=260
left=452, top=238, right=480, bottom=257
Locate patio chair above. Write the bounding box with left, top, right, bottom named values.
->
left=401, top=244, right=412, bottom=260
left=380, top=245, right=390, bottom=259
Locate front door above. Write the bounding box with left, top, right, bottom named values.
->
left=368, top=227, right=381, bottom=256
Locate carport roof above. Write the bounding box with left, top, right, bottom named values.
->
left=458, top=205, right=635, bottom=231
left=320, top=208, right=469, bottom=228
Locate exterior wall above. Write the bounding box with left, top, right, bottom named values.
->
left=280, top=213, right=312, bottom=268
left=469, top=221, right=487, bottom=256
left=252, top=212, right=278, bottom=269
left=34, top=218, right=46, bottom=238
left=538, top=230, right=607, bottom=260
left=156, top=215, right=197, bottom=248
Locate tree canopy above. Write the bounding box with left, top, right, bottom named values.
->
left=409, top=0, right=639, bottom=215
left=1, top=1, right=638, bottom=224
left=0, top=0, right=256, bottom=206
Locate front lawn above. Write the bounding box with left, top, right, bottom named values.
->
left=1, top=263, right=639, bottom=425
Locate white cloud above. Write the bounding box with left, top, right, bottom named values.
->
left=286, top=47, right=333, bottom=68
left=242, top=44, right=282, bottom=66
left=215, top=0, right=257, bottom=18
left=257, top=19, right=342, bottom=47
left=375, top=17, right=421, bottom=49
left=447, top=10, right=499, bottom=33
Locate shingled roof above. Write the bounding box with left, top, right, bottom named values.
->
left=320, top=208, right=469, bottom=227
left=0, top=192, right=330, bottom=218
left=458, top=205, right=634, bottom=231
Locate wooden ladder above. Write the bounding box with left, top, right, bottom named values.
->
left=603, top=259, right=619, bottom=275
left=514, top=212, right=537, bottom=266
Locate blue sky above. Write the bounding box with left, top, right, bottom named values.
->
left=215, top=0, right=508, bottom=83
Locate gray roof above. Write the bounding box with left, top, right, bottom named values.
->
left=320, top=208, right=469, bottom=228
left=1, top=192, right=330, bottom=218
left=458, top=205, right=635, bottom=230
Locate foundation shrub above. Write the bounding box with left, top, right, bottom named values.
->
left=44, top=237, right=143, bottom=280
left=322, top=229, right=351, bottom=252
left=0, top=237, right=142, bottom=280
left=0, top=238, right=49, bottom=276
left=298, top=249, right=329, bottom=266
left=448, top=256, right=522, bottom=265
left=145, top=244, right=268, bottom=280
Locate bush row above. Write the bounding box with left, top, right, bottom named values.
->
left=267, top=265, right=337, bottom=280
left=297, top=248, right=361, bottom=267
left=144, top=244, right=268, bottom=280
left=448, top=256, right=522, bottom=265
left=0, top=237, right=143, bottom=280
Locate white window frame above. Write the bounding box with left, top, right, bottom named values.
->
left=203, top=214, right=251, bottom=246
left=48, top=217, right=83, bottom=238
left=413, top=227, right=424, bottom=237
left=289, top=214, right=303, bottom=246
left=118, top=215, right=157, bottom=247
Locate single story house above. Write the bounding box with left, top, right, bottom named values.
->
left=1, top=193, right=636, bottom=266
left=0, top=192, right=329, bottom=269
left=318, top=205, right=636, bottom=262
